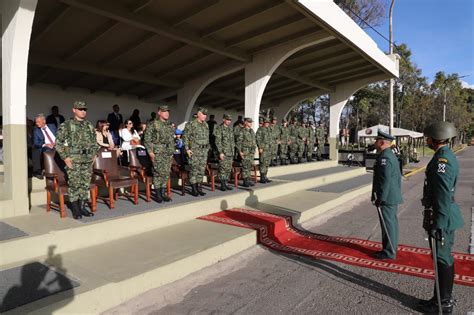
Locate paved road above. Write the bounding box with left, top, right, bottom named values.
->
left=106, top=146, right=474, bottom=315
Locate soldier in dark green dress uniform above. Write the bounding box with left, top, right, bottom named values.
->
left=55, top=101, right=99, bottom=219
left=417, top=122, right=464, bottom=314
left=371, top=130, right=403, bottom=260
left=214, top=114, right=235, bottom=191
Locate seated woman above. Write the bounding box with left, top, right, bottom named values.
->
left=96, top=120, right=122, bottom=155
left=173, top=129, right=187, bottom=166
left=121, top=119, right=144, bottom=165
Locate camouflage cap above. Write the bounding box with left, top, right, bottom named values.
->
left=196, top=107, right=208, bottom=115
left=272, top=117, right=278, bottom=121
left=158, top=105, right=169, bottom=112
left=73, top=101, right=87, bottom=109
left=258, top=117, right=263, bottom=122
left=244, top=117, right=253, bottom=122
left=223, top=113, right=232, bottom=120
left=264, top=118, right=271, bottom=123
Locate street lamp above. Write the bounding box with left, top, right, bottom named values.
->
left=443, top=74, right=469, bottom=121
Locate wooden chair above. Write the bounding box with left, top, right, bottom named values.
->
left=206, top=162, right=219, bottom=191
left=43, top=150, right=97, bottom=218
left=128, top=148, right=170, bottom=202
left=231, top=161, right=242, bottom=187
left=170, top=158, right=189, bottom=196
left=92, top=147, right=139, bottom=209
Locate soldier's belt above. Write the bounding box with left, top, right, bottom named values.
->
left=70, top=148, right=95, bottom=154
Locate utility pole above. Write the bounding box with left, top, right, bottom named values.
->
left=389, top=0, right=395, bottom=135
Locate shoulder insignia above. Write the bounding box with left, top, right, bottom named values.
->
left=438, top=158, right=448, bottom=163
left=437, top=163, right=446, bottom=173
left=381, top=158, right=387, bottom=166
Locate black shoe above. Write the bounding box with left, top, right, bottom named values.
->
left=154, top=189, right=163, bottom=203
left=373, top=251, right=395, bottom=260
left=70, top=201, right=82, bottom=220
left=197, top=184, right=206, bottom=196
left=224, top=180, right=233, bottom=190
left=79, top=200, right=94, bottom=217
left=249, top=179, right=255, bottom=186
left=33, top=173, right=44, bottom=180
left=160, top=188, right=171, bottom=202
left=416, top=298, right=454, bottom=314
left=265, top=176, right=272, bottom=183
left=190, top=184, right=199, bottom=197
left=219, top=180, right=226, bottom=191
left=242, top=178, right=251, bottom=187
left=317, top=156, right=323, bottom=161
left=260, top=175, right=267, bottom=184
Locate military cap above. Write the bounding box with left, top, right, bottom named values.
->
left=264, top=118, right=271, bottom=123
left=272, top=117, right=278, bottom=121
left=158, top=105, right=169, bottom=112
left=196, top=107, right=208, bottom=114
left=244, top=117, right=253, bottom=122
left=223, top=113, right=232, bottom=120
left=259, top=117, right=263, bottom=122
left=423, top=121, right=457, bottom=140
left=376, top=130, right=395, bottom=141
left=73, top=101, right=87, bottom=109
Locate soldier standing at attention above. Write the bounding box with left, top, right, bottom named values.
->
left=214, top=114, right=235, bottom=191
left=184, top=107, right=210, bottom=197
left=307, top=121, right=316, bottom=162
left=256, top=118, right=273, bottom=184
left=315, top=121, right=325, bottom=161
left=297, top=120, right=307, bottom=163
left=416, top=122, right=463, bottom=314
left=279, top=119, right=290, bottom=165
left=270, top=117, right=281, bottom=166
left=371, top=130, right=402, bottom=260
left=236, top=117, right=256, bottom=187
left=288, top=119, right=299, bottom=164
left=144, top=105, right=174, bottom=203
left=55, top=101, right=98, bottom=219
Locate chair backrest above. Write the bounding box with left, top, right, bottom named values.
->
left=43, top=150, right=67, bottom=184
left=94, top=147, right=119, bottom=177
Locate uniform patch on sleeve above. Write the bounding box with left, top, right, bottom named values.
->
left=437, top=163, right=446, bottom=173
left=381, top=158, right=387, bottom=166
left=438, top=158, right=448, bottom=163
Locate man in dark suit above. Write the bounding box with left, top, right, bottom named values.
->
left=32, top=114, right=57, bottom=179
left=107, top=104, right=123, bottom=145
left=46, top=106, right=65, bottom=128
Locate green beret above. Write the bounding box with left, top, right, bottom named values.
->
left=223, top=113, right=232, bottom=120
left=73, top=101, right=87, bottom=109
left=158, top=105, right=169, bottom=112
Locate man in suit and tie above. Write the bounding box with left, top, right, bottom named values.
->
left=46, top=106, right=65, bottom=128
left=32, top=114, right=57, bottom=179
left=107, top=104, right=123, bottom=145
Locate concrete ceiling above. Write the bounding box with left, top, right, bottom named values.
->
left=27, top=0, right=391, bottom=110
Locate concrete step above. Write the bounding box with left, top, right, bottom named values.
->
left=1, top=166, right=366, bottom=266
left=2, top=220, right=256, bottom=314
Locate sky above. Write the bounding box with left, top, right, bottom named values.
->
left=364, top=0, right=474, bottom=88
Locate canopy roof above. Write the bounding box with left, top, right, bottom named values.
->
left=358, top=124, right=424, bottom=139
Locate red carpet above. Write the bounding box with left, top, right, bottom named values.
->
left=199, top=208, right=474, bottom=287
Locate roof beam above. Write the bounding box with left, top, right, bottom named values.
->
left=284, top=38, right=341, bottom=61
left=295, top=50, right=355, bottom=73
left=130, top=43, right=187, bottom=72
left=29, top=54, right=182, bottom=88
left=90, top=78, right=117, bottom=93
left=61, top=0, right=251, bottom=62
left=172, top=0, right=221, bottom=27
left=31, top=4, right=71, bottom=46
left=264, top=83, right=309, bottom=98
left=140, top=88, right=177, bottom=101
left=284, top=45, right=350, bottom=68
left=275, top=67, right=332, bottom=91
left=100, top=33, right=156, bottom=65
left=201, top=2, right=285, bottom=38
left=315, top=64, right=375, bottom=81
left=130, top=0, right=155, bottom=12
left=328, top=70, right=382, bottom=85
left=116, top=81, right=144, bottom=96
left=250, top=28, right=325, bottom=53
left=61, top=73, right=89, bottom=90
left=156, top=52, right=212, bottom=78
left=299, top=57, right=366, bottom=77
left=307, top=60, right=370, bottom=78
left=269, top=86, right=314, bottom=101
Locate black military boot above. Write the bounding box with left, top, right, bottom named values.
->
left=219, top=180, right=226, bottom=191
left=190, top=184, right=199, bottom=197
left=265, top=175, right=272, bottom=183
left=70, top=201, right=82, bottom=220
left=416, top=263, right=455, bottom=314
left=197, top=184, right=206, bottom=196
left=260, top=174, right=267, bottom=184
left=242, top=178, right=251, bottom=187
left=79, top=200, right=94, bottom=217
left=154, top=189, right=163, bottom=203
left=224, top=179, right=233, bottom=190
left=160, top=188, right=171, bottom=202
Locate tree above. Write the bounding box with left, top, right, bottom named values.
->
left=334, top=0, right=387, bottom=28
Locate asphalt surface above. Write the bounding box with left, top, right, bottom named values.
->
left=105, top=146, right=474, bottom=315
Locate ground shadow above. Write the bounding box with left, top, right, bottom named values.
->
left=0, top=245, right=77, bottom=313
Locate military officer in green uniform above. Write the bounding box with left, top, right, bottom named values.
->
left=416, top=122, right=464, bottom=314
left=288, top=119, right=299, bottom=164
left=55, top=101, right=99, bottom=219
left=236, top=117, right=256, bottom=187
left=297, top=120, right=307, bottom=163
left=279, top=119, right=290, bottom=165
left=307, top=121, right=316, bottom=161
left=144, top=105, right=174, bottom=203
left=214, top=114, right=235, bottom=191
left=270, top=117, right=281, bottom=166
left=371, top=130, right=403, bottom=260
left=183, top=107, right=210, bottom=197
left=256, top=118, right=272, bottom=184
left=315, top=122, right=325, bottom=161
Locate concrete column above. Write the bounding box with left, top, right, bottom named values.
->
left=1, top=0, right=38, bottom=218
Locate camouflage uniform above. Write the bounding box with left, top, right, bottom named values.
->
left=289, top=121, right=299, bottom=163
left=214, top=116, right=235, bottom=183
left=183, top=115, right=210, bottom=185
left=297, top=122, right=307, bottom=161
left=270, top=121, right=281, bottom=164
left=316, top=125, right=325, bottom=160
left=256, top=121, right=272, bottom=182
left=55, top=101, right=98, bottom=218
left=279, top=121, right=290, bottom=164
left=307, top=124, right=316, bottom=161
left=144, top=114, right=175, bottom=190
left=236, top=122, right=256, bottom=183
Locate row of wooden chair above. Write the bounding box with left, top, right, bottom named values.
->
left=43, top=148, right=259, bottom=218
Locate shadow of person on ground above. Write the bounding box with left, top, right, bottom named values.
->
left=0, top=245, right=77, bottom=313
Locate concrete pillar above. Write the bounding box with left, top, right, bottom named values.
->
left=1, top=0, right=38, bottom=218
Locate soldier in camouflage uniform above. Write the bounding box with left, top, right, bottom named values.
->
left=55, top=101, right=99, bottom=219
left=236, top=117, right=256, bottom=187
left=183, top=107, right=210, bottom=197
left=256, top=118, right=273, bottom=184
left=315, top=122, right=325, bottom=161
left=307, top=121, right=316, bottom=162
left=279, top=119, right=290, bottom=165
left=270, top=117, right=281, bottom=166
left=297, top=120, right=307, bottom=163
left=144, top=105, right=174, bottom=203
left=214, top=114, right=235, bottom=191
left=288, top=119, right=299, bottom=164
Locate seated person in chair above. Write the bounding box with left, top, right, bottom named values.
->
left=32, top=114, right=57, bottom=179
